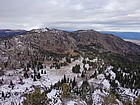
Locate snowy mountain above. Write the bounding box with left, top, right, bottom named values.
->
left=0, top=28, right=140, bottom=105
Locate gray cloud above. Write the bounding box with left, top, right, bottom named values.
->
left=0, top=0, right=140, bottom=31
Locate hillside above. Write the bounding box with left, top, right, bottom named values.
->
left=71, top=30, right=140, bottom=55
left=1, top=28, right=140, bottom=68
left=1, top=28, right=140, bottom=69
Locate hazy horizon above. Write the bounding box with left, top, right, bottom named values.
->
left=0, top=27, right=140, bottom=33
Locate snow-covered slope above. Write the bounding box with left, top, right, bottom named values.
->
left=0, top=56, right=139, bottom=105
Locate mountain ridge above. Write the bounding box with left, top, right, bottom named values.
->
left=0, top=28, right=140, bottom=69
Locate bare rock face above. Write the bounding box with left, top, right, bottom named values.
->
left=0, top=28, right=140, bottom=69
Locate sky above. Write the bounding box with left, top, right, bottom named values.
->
left=0, top=0, right=140, bottom=32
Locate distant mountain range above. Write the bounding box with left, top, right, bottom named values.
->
left=0, top=29, right=26, bottom=37
left=0, top=29, right=140, bottom=40
left=100, top=31, right=140, bottom=40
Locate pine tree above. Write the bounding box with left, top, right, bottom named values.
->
left=10, top=80, right=14, bottom=89
left=70, top=79, right=73, bottom=83
left=33, top=75, right=37, bottom=81
left=37, top=73, right=41, bottom=79
left=19, top=78, right=23, bottom=84
left=82, top=59, right=86, bottom=64
left=63, top=74, right=66, bottom=83
left=2, top=78, right=3, bottom=82
left=72, top=64, right=81, bottom=73
left=56, top=63, right=60, bottom=69
left=2, top=91, right=4, bottom=98
left=66, top=57, right=71, bottom=63
left=31, top=75, right=33, bottom=78
left=44, top=71, right=46, bottom=74
left=94, top=70, right=97, bottom=78
left=81, top=71, right=85, bottom=78
left=24, top=71, right=29, bottom=78
left=61, top=78, right=64, bottom=84
left=41, top=70, right=43, bottom=74
left=10, top=80, right=14, bottom=86
left=72, top=77, right=77, bottom=88
left=67, top=77, right=69, bottom=83
left=33, top=69, right=37, bottom=75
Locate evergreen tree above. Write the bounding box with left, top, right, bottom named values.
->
left=33, top=75, right=37, bottom=81
left=41, top=70, right=43, bottom=74
left=70, top=79, right=73, bottom=83
left=61, top=78, right=64, bottom=84
left=31, top=75, right=33, bottom=78
left=2, top=91, right=4, bottom=98
left=72, top=77, right=77, bottom=88
left=82, top=59, right=86, bottom=64
left=94, top=70, right=97, bottom=78
left=1, top=78, right=3, bottom=82
left=66, top=57, right=71, bottom=63
left=63, top=74, right=66, bottom=83
left=44, top=71, right=46, bottom=74
left=81, top=71, right=85, bottom=78
left=27, top=62, right=31, bottom=68
left=37, top=73, right=41, bottom=79
left=20, top=78, right=23, bottom=84
left=67, top=77, right=69, bottom=83
left=10, top=80, right=14, bottom=89
left=24, top=71, right=29, bottom=78
left=55, top=63, right=60, bottom=69
left=10, top=80, right=14, bottom=86
left=72, top=64, right=81, bottom=73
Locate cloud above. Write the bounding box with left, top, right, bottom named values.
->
left=0, top=0, right=140, bottom=31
